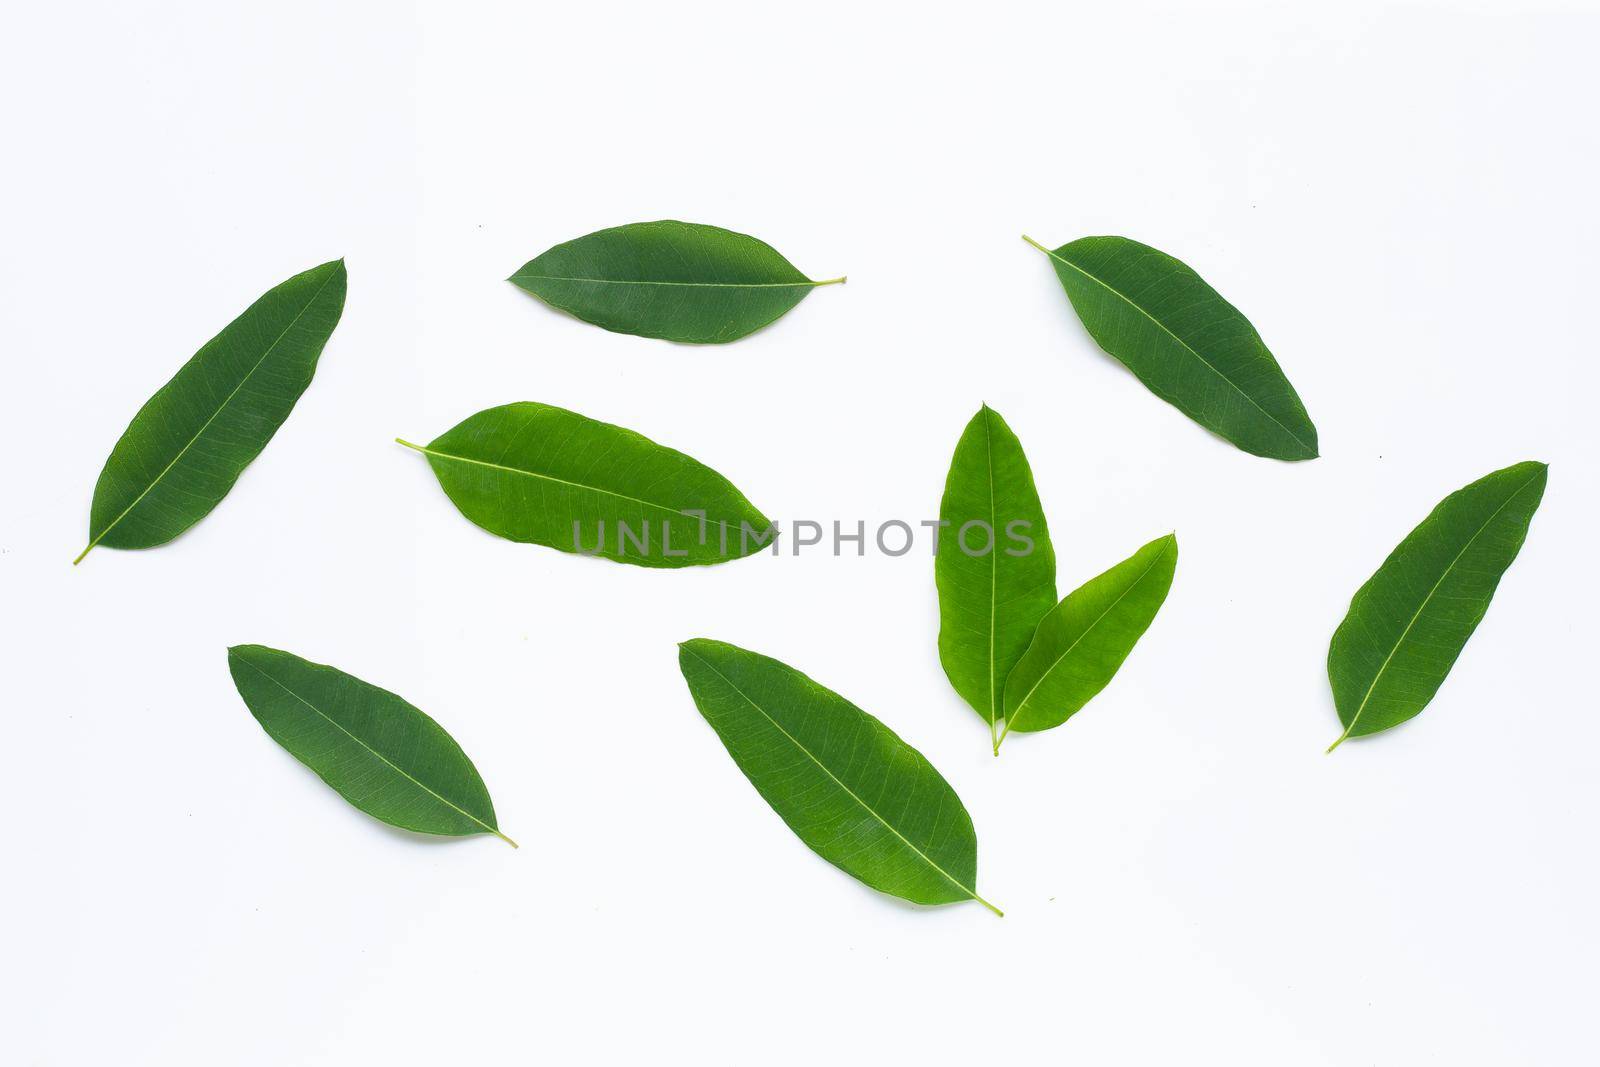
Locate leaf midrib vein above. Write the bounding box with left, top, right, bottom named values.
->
left=512, top=275, right=821, bottom=289
left=982, top=410, right=1000, bottom=734
left=410, top=444, right=750, bottom=533
left=684, top=647, right=979, bottom=903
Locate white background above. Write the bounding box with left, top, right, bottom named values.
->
left=4, top=1, right=1598, bottom=1063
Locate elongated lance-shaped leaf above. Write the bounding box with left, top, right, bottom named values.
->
left=228, top=645, right=513, bottom=845
left=935, top=406, right=1056, bottom=751
left=77, top=260, right=347, bottom=563
left=399, top=402, right=772, bottom=568
left=1327, top=461, right=1547, bottom=751
left=509, top=220, right=844, bottom=344
left=679, top=639, right=1000, bottom=915
left=1000, top=533, right=1177, bottom=748
left=1025, top=234, right=1318, bottom=461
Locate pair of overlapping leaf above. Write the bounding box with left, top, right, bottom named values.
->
left=935, top=407, right=1178, bottom=754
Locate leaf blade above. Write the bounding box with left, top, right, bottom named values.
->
left=678, top=639, right=997, bottom=913
left=227, top=645, right=511, bottom=844
left=403, top=402, right=772, bottom=568
left=935, top=406, right=1057, bottom=744
left=509, top=220, right=841, bottom=344
left=1001, top=533, right=1177, bottom=740
left=1028, top=235, right=1317, bottom=461
left=1327, top=461, right=1547, bottom=749
left=78, top=260, right=347, bottom=562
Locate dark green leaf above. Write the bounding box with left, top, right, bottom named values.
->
left=509, top=220, right=844, bottom=344
left=678, top=639, right=1000, bottom=914
left=1327, top=461, right=1547, bottom=751
left=935, top=405, right=1056, bottom=751
left=1026, top=234, right=1318, bottom=461
left=77, top=260, right=347, bottom=563
left=228, top=645, right=513, bottom=845
left=399, top=402, right=772, bottom=568
left=1000, top=534, right=1177, bottom=747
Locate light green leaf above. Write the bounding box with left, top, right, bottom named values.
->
left=77, top=260, right=347, bottom=563
left=678, top=639, right=1000, bottom=915
left=1025, top=234, right=1318, bottom=461
left=228, top=645, right=513, bottom=845
left=509, top=220, right=843, bottom=344
left=1327, top=461, right=1547, bottom=751
left=1000, top=534, right=1177, bottom=747
left=935, top=405, right=1056, bottom=751
left=399, top=402, right=772, bottom=568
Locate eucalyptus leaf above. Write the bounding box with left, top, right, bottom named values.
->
left=228, top=645, right=513, bottom=845
left=1025, top=234, right=1318, bottom=461
left=76, top=260, right=347, bottom=563
left=935, top=405, right=1056, bottom=752
left=399, top=402, right=772, bottom=568
left=678, top=639, right=1000, bottom=915
left=509, top=220, right=844, bottom=344
left=999, top=533, right=1177, bottom=748
left=1326, top=461, right=1547, bottom=751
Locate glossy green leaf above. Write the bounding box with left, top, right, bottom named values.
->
left=76, top=260, right=347, bottom=563
left=999, top=533, right=1178, bottom=747
left=228, top=645, right=513, bottom=845
left=935, top=405, right=1056, bottom=751
left=678, top=639, right=1000, bottom=915
left=1326, top=461, right=1547, bottom=751
left=509, top=220, right=844, bottom=344
left=399, top=402, right=772, bottom=568
left=1025, top=234, right=1318, bottom=461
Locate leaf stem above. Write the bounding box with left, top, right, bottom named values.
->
left=72, top=543, right=93, bottom=566
left=812, top=276, right=847, bottom=286
left=973, top=892, right=1004, bottom=918
left=394, top=437, right=426, bottom=453
left=1326, top=726, right=1354, bottom=754
left=1021, top=234, right=1052, bottom=255
left=492, top=828, right=520, bottom=849
left=994, top=718, right=1013, bottom=753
